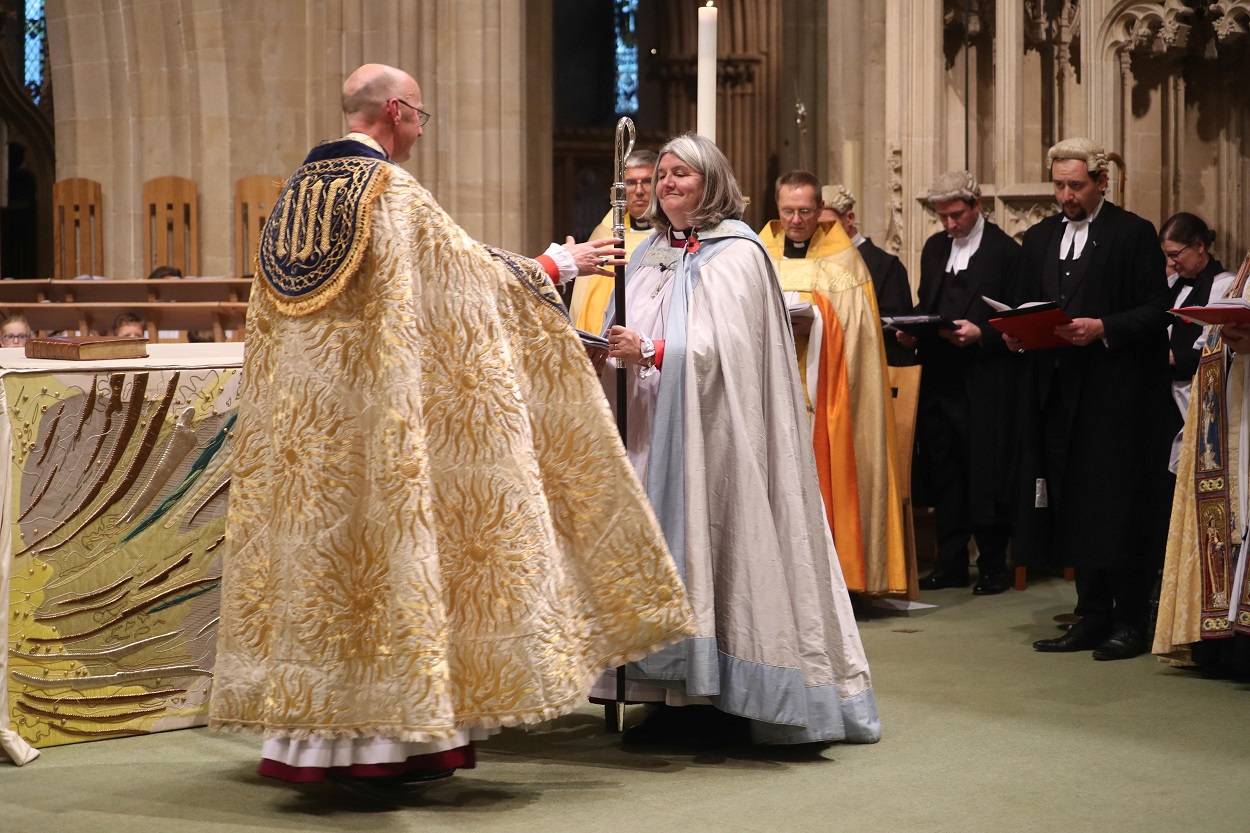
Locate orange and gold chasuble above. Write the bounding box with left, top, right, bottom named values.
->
left=759, top=221, right=909, bottom=595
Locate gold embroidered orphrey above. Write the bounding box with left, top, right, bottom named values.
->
left=1193, top=264, right=1250, bottom=638
left=258, top=156, right=390, bottom=317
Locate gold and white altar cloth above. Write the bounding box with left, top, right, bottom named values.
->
left=2, top=344, right=243, bottom=763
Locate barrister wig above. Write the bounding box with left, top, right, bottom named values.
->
left=924, top=170, right=982, bottom=206
left=822, top=184, right=856, bottom=215
left=1047, top=137, right=1109, bottom=175
left=645, top=132, right=746, bottom=236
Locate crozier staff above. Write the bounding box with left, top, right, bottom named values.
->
left=598, top=132, right=880, bottom=747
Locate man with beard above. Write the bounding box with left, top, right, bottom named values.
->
left=1012, top=138, right=1171, bottom=660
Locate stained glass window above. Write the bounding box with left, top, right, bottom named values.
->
left=24, top=0, right=46, bottom=104
left=614, top=0, right=639, bottom=114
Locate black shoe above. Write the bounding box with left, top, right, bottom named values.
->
left=972, top=572, right=1011, bottom=595
left=390, top=768, right=457, bottom=784
left=622, top=704, right=701, bottom=745
left=1033, top=617, right=1109, bottom=652
left=328, top=775, right=408, bottom=804
left=1092, top=626, right=1148, bottom=661
left=919, top=569, right=970, bottom=590
left=693, top=708, right=752, bottom=748
left=328, top=768, right=455, bottom=803
left=623, top=704, right=751, bottom=747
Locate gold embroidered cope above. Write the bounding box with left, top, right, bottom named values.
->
left=212, top=153, right=694, bottom=742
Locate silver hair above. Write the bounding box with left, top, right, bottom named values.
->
left=625, top=149, right=658, bottom=170
left=644, top=133, right=746, bottom=235
left=924, top=170, right=981, bottom=205
left=822, top=184, right=855, bottom=215
left=1047, top=137, right=1109, bottom=175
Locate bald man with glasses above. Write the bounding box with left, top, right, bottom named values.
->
left=210, top=62, right=694, bottom=800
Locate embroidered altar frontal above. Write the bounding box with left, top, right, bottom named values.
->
left=4, top=364, right=238, bottom=748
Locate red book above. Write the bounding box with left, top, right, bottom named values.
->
left=1171, top=303, right=1250, bottom=327
left=982, top=297, right=1073, bottom=350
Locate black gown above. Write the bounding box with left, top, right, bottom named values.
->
left=912, top=221, right=1022, bottom=578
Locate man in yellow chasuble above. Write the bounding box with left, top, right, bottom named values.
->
left=758, top=171, right=908, bottom=594
left=209, top=64, right=694, bottom=796
left=568, top=149, right=658, bottom=333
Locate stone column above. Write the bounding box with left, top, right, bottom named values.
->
left=885, top=0, right=944, bottom=278
left=995, top=0, right=1026, bottom=187
left=1083, top=0, right=1125, bottom=160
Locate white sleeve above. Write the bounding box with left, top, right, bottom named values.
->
left=541, top=243, right=578, bottom=285
left=1210, top=272, right=1237, bottom=303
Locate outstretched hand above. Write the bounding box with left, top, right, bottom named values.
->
left=564, top=236, right=626, bottom=277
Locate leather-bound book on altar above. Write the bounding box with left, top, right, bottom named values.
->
left=24, top=335, right=149, bottom=361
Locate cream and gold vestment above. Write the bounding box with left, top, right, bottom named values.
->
left=1156, top=263, right=1250, bottom=662
left=210, top=134, right=694, bottom=744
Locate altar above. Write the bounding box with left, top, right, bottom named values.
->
left=1, top=344, right=243, bottom=764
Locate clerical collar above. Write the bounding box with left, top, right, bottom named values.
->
left=669, top=227, right=701, bottom=252
left=784, top=237, right=811, bottom=259
left=630, top=215, right=652, bottom=231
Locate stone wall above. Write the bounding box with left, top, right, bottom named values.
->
left=47, top=0, right=552, bottom=278
left=818, top=0, right=1250, bottom=294
left=43, top=1, right=1250, bottom=283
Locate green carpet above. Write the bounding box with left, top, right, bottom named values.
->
left=6, top=576, right=1246, bottom=832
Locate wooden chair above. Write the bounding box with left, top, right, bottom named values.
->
left=234, top=175, right=282, bottom=277
left=888, top=364, right=923, bottom=599
left=52, top=178, right=104, bottom=280
left=142, top=176, right=199, bottom=277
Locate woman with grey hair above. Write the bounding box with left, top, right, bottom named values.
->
left=597, top=132, right=880, bottom=748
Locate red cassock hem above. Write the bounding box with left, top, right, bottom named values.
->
left=256, top=744, right=476, bottom=783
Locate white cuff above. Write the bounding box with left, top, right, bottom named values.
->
left=543, top=243, right=579, bottom=285
left=636, top=334, right=656, bottom=379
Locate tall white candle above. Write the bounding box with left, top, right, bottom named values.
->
left=697, top=4, right=717, bottom=144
